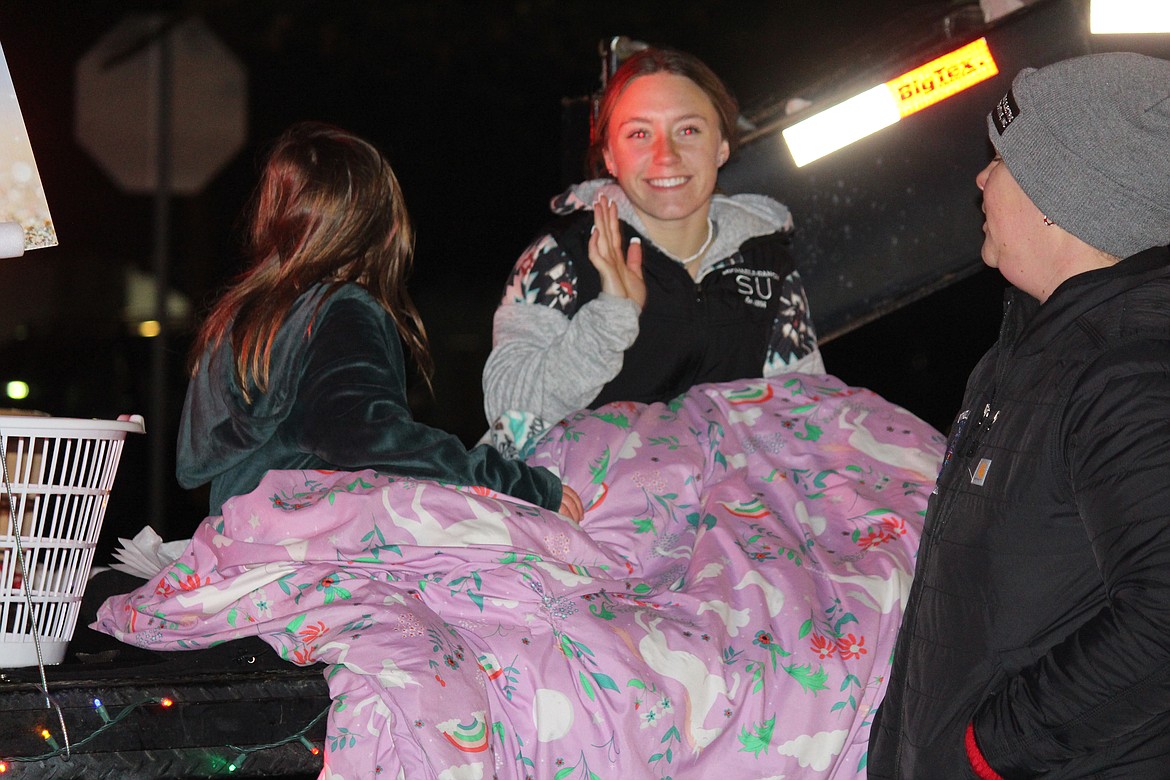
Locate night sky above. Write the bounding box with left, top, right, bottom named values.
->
left=0, top=0, right=1000, bottom=542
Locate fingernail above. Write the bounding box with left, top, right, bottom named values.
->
left=630, top=237, right=641, bottom=245
left=591, top=225, right=597, bottom=234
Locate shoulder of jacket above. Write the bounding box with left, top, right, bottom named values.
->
left=550, top=179, right=617, bottom=215
left=713, top=192, right=794, bottom=232
left=537, top=210, right=595, bottom=258
left=300, top=284, right=395, bottom=340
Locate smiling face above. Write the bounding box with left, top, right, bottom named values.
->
left=601, top=72, right=730, bottom=239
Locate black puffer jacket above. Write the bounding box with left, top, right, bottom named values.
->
left=869, top=247, right=1170, bottom=779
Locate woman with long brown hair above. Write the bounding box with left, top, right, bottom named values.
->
left=178, top=121, right=582, bottom=521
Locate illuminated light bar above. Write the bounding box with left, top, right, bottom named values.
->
left=887, top=38, right=999, bottom=117
left=782, top=84, right=900, bottom=168
left=1090, top=0, right=1170, bottom=33
left=784, top=37, right=999, bottom=167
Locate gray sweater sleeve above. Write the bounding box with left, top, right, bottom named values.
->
left=483, top=292, right=640, bottom=424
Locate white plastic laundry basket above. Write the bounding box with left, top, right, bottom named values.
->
left=0, top=414, right=144, bottom=667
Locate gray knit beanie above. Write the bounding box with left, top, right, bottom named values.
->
left=987, top=52, right=1170, bottom=258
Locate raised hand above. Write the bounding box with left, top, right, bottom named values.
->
left=588, top=195, right=646, bottom=309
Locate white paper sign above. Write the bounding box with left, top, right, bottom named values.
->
left=0, top=40, right=56, bottom=252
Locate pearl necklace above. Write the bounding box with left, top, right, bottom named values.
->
left=669, top=218, right=715, bottom=265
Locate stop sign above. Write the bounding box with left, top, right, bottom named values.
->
left=75, top=15, right=247, bottom=195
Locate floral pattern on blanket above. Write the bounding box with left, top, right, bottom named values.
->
left=95, top=375, right=944, bottom=780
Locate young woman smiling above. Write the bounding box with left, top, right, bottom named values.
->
left=482, top=47, right=823, bottom=455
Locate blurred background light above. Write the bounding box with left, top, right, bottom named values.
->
left=1091, top=0, right=1170, bottom=34
left=137, top=320, right=161, bottom=338
left=5, top=379, right=29, bottom=400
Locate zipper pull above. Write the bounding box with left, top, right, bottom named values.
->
left=964, top=403, right=992, bottom=457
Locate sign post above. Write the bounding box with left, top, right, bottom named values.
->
left=75, top=15, right=247, bottom=531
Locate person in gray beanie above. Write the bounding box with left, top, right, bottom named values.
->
left=869, top=51, right=1170, bottom=779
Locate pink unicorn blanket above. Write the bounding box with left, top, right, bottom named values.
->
left=95, top=375, right=943, bottom=779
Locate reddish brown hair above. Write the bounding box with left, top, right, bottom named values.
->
left=189, top=121, right=432, bottom=400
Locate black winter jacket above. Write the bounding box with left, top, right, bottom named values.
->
left=869, top=247, right=1170, bottom=779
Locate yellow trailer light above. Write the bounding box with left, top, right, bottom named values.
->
left=784, top=38, right=998, bottom=167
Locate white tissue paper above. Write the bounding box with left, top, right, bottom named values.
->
left=108, top=525, right=189, bottom=579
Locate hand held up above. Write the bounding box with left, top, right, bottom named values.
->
left=588, top=195, right=646, bottom=310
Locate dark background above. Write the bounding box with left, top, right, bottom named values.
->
left=0, top=0, right=1009, bottom=551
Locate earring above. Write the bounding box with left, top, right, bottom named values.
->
left=1042, top=216, right=1054, bottom=226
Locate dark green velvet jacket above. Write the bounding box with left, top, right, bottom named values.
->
left=177, top=283, right=562, bottom=516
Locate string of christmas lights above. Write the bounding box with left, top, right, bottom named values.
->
left=0, top=693, right=329, bottom=775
